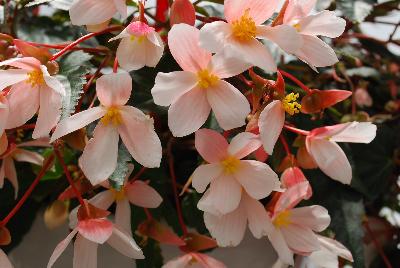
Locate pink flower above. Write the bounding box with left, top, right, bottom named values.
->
left=281, top=166, right=312, bottom=200
left=151, top=24, right=251, bottom=137
left=204, top=191, right=273, bottom=247
left=48, top=202, right=144, bottom=268
left=110, top=21, right=164, bottom=71
left=199, top=0, right=302, bottom=72
left=163, top=252, right=226, bottom=268
left=0, top=137, right=50, bottom=198
left=267, top=182, right=331, bottom=265
left=51, top=72, right=162, bottom=185
left=0, top=94, right=9, bottom=136
left=282, top=0, right=346, bottom=69
left=258, top=93, right=302, bottom=154
left=69, top=0, right=127, bottom=26
left=192, top=129, right=281, bottom=215
left=306, top=122, right=377, bottom=184
left=294, top=235, right=353, bottom=268
left=0, top=57, right=65, bottom=138
left=0, top=249, right=12, bottom=268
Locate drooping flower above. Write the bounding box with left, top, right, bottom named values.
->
left=0, top=137, right=50, bottom=198
left=305, top=121, right=377, bottom=184
left=163, top=252, right=226, bottom=268
left=267, top=182, right=331, bottom=265
left=281, top=0, right=346, bottom=69
left=110, top=21, right=164, bottom=71
left=0, top=57, right=65, bottom=138
left=151, top=24, right=251, bottom=137
left=69, top=0, right=127, bottom=26
left=48, top=201, right=144, bottom=268
left=51, top=72, right=162, bottom=185
left=198, top=0, right=302, bottom=72
left=192, top=129, right=281, bottom=216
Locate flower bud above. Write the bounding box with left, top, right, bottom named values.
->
left=0, top=226, right=11, bottom=246
left=13, top=39, right=52, bottom=64
left=44, top=200, right=69, bottom=229
left=45, top=60, right=60, bottom=76
left=301, top=89, right=352, bottom=114
left=170, top=0, right=196, bottom=26
left=297, top=146, right=317, bottom=169
left=138, top=219, right=185, bottom=246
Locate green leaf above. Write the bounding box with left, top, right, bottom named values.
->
left=109, top=144, right=132, bottom=190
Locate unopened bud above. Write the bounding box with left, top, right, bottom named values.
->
left=44, top=200, right=69, bottom=229
left=170, top=0, right=196, bottom=26
left=45, top=61, right=60, bottom=76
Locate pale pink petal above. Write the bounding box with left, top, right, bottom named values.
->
left=196, top=189, right=221, bottom=216
left=113, top=0, right=127, bottom=18
left=298, top=11, right=346, bottom=38
left=4, top=158, right=18, bottom=198
left=144, top=33, right=164, bottom=67
left=147, top=31, right=163, bottom=47
left=96, top=72, right=131, bottom=107
left=107, top=226, right=144, bottom=259
left=224, top=0, right=279, bottom=24
left=0, top=133, right=7, bottom=155
left=199, top=21, right=232, bottom=54
left=69, top=0, right=117, bottom=25
left=274, top=181, right=311, bottom=213
left=0, top=57, right=41, bottom=70
left=257, top=25, right=302, bottom=54
left=73, top=235, right=98, bottom=268
left=309, top=122, right=351, bottom=139
left=281, top=167, right=312, bottom=199
left=33, top=86, right=63, bottom=139
left=227, top=132, right=262, bottom=159
left=290, top=205, right=330, bottom=232
left=79, top=123, right=119, bottom=185
left=77, top=218, right=113, bottom=244
left=168, top=24, right=211, bottom=72
left=267, top=228, right=294, bottom=265
left=243, top=193, right=273, bottom=238
left=195, top=128, right=228, bottom=163
left=330, top=122, right=377, bottom=144
left=13, top=149, right=43, bottom=165
left=0, top=69, right=28, bottom=90
left=50, top=107, right=105, bottom=142
left=115, top=199, right=132, bottom=235
left=303, top=248, right=338, bottom=268
left=234, top=160, right=280, bottom=199
left=125, top=180, right=163, bottom=208
left=0, top=97, right=9, bottom=135
left=283, top=0, right=317, bottom=23
left=18, top=137, right=50, bottom=147
left=203, top=203, right=247, bottom=247
left=306, top=138, right=352, bottom=184
left=40, top=66, right=65, bottom=96
left=162, top=254, right=192, bottom=268
left=5, top=82, right=39, bottom=129
left=47, top=229, right=78, bottom=268
left=317, top=235, right=353, bottom=262
left=191, top=163, right=223, bottom=193
left=282, top=225, right=321, bottom=253
left=168, top=87, right=210, bottom=137
left=192, top=253, right=227, bottom=268
left=151, top=71, right=198, bottom=106
left=118, top=106, right=162, bottom=168
left=258, top=100, right=285, bottom=154
left=0, top=249, right=12, bottom=268
left=207, top=80, right=250, bottom=130
left=296, top=35, right=338, bottom=68
left=209, top=52, right=251, bottom=79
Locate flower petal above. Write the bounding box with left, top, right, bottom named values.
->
left=207, top=80, right=250, bottom=130
left=13, top=149, right=43, bottom=166
left=192, top=253, right=227, bottom=268
left=113, top=0, right=127, bottom=19
left=116, top=37, right=159, bottom=71
left=209, top=52, right=251, bottom=79
left=199, top=21, right=232, bottom=54
left=0, top=69, right=28, bottom=90
left=168, top=87, right=211, bottom=137
left=115, top=199, right=132, bottom=234
left=0, top=57, right=41, bottom=70
left=267, top=228, right=294, bottom=265
left=125, top=180, right=163, bottom=208
left=283, top=0, right=317, bottom=23
left=243, top=193, right=272, bottom=238
left=73, top=234, right=98, bottom=268
left=163, top=254, right=192, bottom=268
left=77, top=218, right=113, bottom=244
left=330, top=122, right=377, bottom=144
left=317, top=235, right=353, bottom=262
left=151, top=71, right=198, bottom=106
left=0, top=249, right=12, bottom=268
left=290, top=205, right=330, bottom=232
left=227, top=132, right=262, bottom=159
left=282, top=225, right=321, bottom=253
left=296, top=35, right=338, bottom=69
left=274, top=181, right=311, bottom=213
left=224, top=0, right=278, bottom=24
left=298, top=11, right=346, bottom=38
left=168, top=24, right=211, bottom=72
left=0, top=98, right=9, bottom=135
left=108, top=226, right=144, bottom=259
left=4, top=158, right=18, bottom=199
left=79, top=123, right=119, bottom=185
left=41, top=66, right=65, bottom=96
left=257, top=25, right=302, bottom=54
left=47, top=229, right=78, bottom=268
left=258, top=100, right=285, bottom=154
left=191, top=163, right=223, bottom=193
left=96, top=72, right=131, bottom=107
left=69, top=0, right=116, bottom=25
left=118, top=106, right=162, bottom=168
left=195, top=128, right=228, bottom=163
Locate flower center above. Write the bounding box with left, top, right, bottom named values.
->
left=282, top=93, right=301, bottom=115
left=293, top=23, right=301, bottom=32
left=26, top=70, right=44, bottom=87
left=273, top=210, right=292, bottom=228
left=231, top=9, right=257, bottom=42
left=130, top=35, right=146, bottom=43
left=111, top=187, right=126, bottom=201
left=221, top=156, right=241, bottom=174
left=101, top=107, right=122, bottom=126
left=197, top=69, right=219, bottom=89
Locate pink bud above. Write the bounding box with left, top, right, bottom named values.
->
left=170, top=0, right=196, bottom=26
left=301, top=89, right=352, bottom=114
left=138, top=219, right=186, bottom=246
left=13, top=39, right=52, bottom=64
left=354, top=88, right=372, bottom=107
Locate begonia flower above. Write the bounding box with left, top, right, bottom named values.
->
left=0, top=57, right=65, bottom=138
left=163, top=252, right=226, bottom=268
left=51, top=72, right=162, bottom=185
left=199, top=0, right=302, bottom=72
left=151, top=24, right=251, bottom=137
left=305, top=122, right=377, bottom=184
left=110, top=21, right=164, bottom=71
left=0, top=94, right=9, bottom=136
left=192, top=129, right=281, bottom=215
left=281, top=0, right=346, bottom=69
left=69, top=0, right=127, bottom=26
left=0, top=249, right=12, bottom=268
left=281, top=166, right=312, bottom=199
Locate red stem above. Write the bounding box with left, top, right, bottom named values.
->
left=23, top=41, right=109, bottom=54
left=113, top=57, right=118, bottom=73
left=50, top=26, right=123, bottom=61
left=279, top=135, right=291, bottom=155
left=364, top=220, right=393, bottom=268
left=283, top=125, right=310, bottom=136
left=0, top=154, right=55, bottom=226
left=144, top=208, right=153, bottom=220
left=278, top=69, right=312, bottom=94
left=130, top=167, right=147, bottom=182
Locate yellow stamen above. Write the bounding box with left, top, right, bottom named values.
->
left=101, top=107, right=122, bottom=126
left=282, top=93, right=301, bottom=116
left=130, top=35, right=146, bottom=43
left=221, top=156, right=241, bottom=174
left=273, top=210, right=292, bottom=228
left=26, top=70, right=44, bottom=87
left=293, top=23, right=301, bottom=32
left=231, top=9, right=257, bottom=42
left=110, top=188, right=126, bottom=201
left=197, top=69, right=219, bottom=89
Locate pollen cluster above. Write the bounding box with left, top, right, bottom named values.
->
left=101, top=107, right=122, bottom=126
left=231, top=9, right=257, bottom=42
left=197, top=69, right=219, bottom=89
left=130, top=35, right=146, bottom=43
left=273, top=210, right=292, bottom=228
left=111, top=187, right=126, bottom=201
left=221, top=156, right=241, bottom=174
left=282, top=93, right=302, bottom=116
left=26, top=70, right=45, bottom=87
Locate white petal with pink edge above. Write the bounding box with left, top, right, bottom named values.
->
left=281, top=225, right=321, bottom=253
left=199, top=21, right=232, bottom=54
left=195, top=129, right=229, bottom=163
left=115, top=199, right=132, bottom=234
left=191, top=163, right=223, bottom=193
left=107, top=226, right=144, bottom=259
left=73, top=235, right=98, bottom=268
left=267, top=228, right=294, bottom=265
left=77, top=218, right=113, bottom=244
left=298, top=11, right=346, bottom=38
left=227, top=132, right=261, bottom=160
left=296, top=35, right=338, bottom=69
left=243, top=193, right=273, bottom=238
left=209, top=52, right=251, bottom=79
left=69, top=0, right=117, bottom=26
left=126, top=180, right=163, bottom=208
left=96, top=72, right=131, bottom=107
left=257, top=25, right=303, bottom=54
left=224, top=0, right=278, bottom=24
left=330, top=122, right=376, bottom=143
left=0, top=69, right=28, bottom=90
left=290, top=205, right=330, bottom=232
